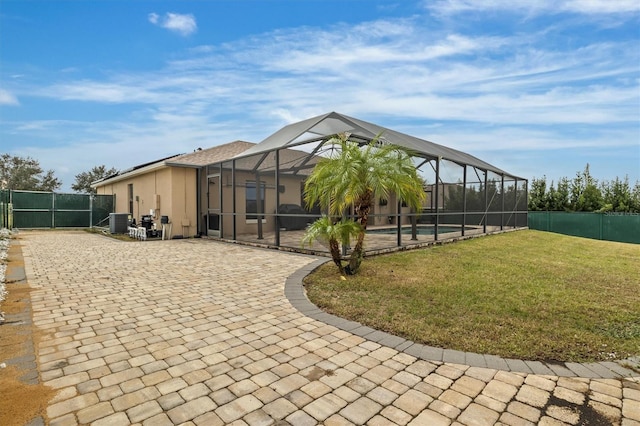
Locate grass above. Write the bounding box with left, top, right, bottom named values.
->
left=303, top=230, right=640, bottom=363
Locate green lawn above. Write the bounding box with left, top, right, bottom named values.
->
left=303, top=230, right=640, bottom=363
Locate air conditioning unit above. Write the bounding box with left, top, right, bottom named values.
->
left=109, top=213, right=129, bottom=234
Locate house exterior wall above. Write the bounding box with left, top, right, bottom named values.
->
left=199, top=167, right=310, bottom=239
left=371, top=192, right=433, bottom=227
left=95, top=166, right=198, bottom=238
left=203, top=167, right=429, bottom=232
left=169, top=167, right=198, bottom=238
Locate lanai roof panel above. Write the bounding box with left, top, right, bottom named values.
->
left=236, top=112, right=518, bottom=177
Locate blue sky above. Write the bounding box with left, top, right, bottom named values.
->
left=1, top=0, right=639, bottom=192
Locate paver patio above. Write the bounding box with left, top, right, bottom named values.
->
left=12, top=231, right=640, bottom=425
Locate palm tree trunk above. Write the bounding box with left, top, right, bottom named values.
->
left=346, top=230, right=365, bottom=275
left=346, top=195, right=371, bottom=274
left=329, top=238, right=344, bottom=274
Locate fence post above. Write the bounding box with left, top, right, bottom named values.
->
left=546, top=210, right=550, bottom=231
left=52, top=192, right=56, bottom=228
left=599, top=213, right=603, bottom=241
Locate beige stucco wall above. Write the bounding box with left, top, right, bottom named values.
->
left=169, top=167, right=198, bottom=238
left=95, top=166, right=198, bottom=238
left=370, top=194, right=418, bottom=227
left=200, top=169, right=309, bottom=238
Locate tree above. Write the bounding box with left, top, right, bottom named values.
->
left=0, top=154, right=61, bottom=191
left=72, top=165, right=118, bottom=194
left=303, top=133, right=426, bottom=275
left=570, top=164, right=603, bottom=212
left=528, top=165, right=639, bottom=213
left=632, top=181, right=640, bottom=212
left=301, top=216, right=362, bottom=274
left=549, top=177, right=571, bottom=211
left=601, top=176, right=633, bottom=212
left=528, top=176, right=548, bottom=211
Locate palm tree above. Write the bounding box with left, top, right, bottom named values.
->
left=301, top=215, right=362, bottom=274
left=303, top=133, right=425, bottom=274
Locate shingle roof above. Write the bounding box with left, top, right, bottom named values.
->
left=166, top=141, right=255, bottom=167
left=92, top=141, right=256, bottom=187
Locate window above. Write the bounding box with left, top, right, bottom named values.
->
left=246, top=181, right=266, bottom=221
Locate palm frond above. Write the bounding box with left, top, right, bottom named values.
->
left=302, top=132, right=426, bottom=274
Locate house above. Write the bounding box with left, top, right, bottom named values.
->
left=93, top=139, right=321, bottom=239
left=93, top=141, right=254, bottom=239
left=94, top=112, right=528, bottom=252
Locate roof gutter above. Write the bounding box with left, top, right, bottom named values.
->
left=91, top=161, right=170, bottom=188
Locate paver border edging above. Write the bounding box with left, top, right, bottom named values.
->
left=284, top=260, right=640, bottom=380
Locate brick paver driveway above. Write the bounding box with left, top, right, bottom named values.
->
left=19, top=231, right=640, bottom=425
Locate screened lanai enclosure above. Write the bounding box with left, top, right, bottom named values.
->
left=200, top=112, right=527, bottom=255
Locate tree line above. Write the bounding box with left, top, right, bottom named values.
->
left=529, top=164, right=640, bottom=213
left=443, top=181, right=526, bottom=212
left=0, top=154, right=116, bottom=194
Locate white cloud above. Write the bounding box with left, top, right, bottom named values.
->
left=148, top=12, right=197, bottom=36
left=0, top=89, right=19, bottom=105
left=45, top=80, right=155, bottom=103
left=35, top=15, right=639, bottom=130
left=189, top=45, right=214, bottom=54
left=555, top=0, right=640, bottom=14
left=164, top=13, right=197, bottom=36
left=425, top=0, right=640, bottom=15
